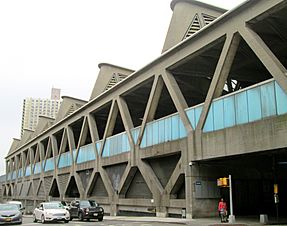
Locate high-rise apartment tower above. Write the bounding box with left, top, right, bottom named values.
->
left=21, top=89, right=61, bottom=136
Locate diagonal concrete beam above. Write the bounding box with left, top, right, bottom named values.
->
left=66, top=126, right=76, bottom=152
left=29, top=147, right=35, bottom=166
left=21, top=152, right=26, bottom=174
left=56, top=129, right=68, bottom=167
left=76, top=117, right=87, bottom=149
left=51, top=135, right=59, bottom=157
left=161, top=70, right=193, bottom=132
left=117, top=96, right=135, bottom=146
left=117, top=96, right=136, bottom=164
left=117, top=163, right=134, bottom=198
left=85, top=168, right=98, bottom=197
left=138, top=160, right=164, bottom=198
left=104, top=100, right=118, bottom=138
left=197, top=33, right=241, bottom=130
left=44, top=138, right=51, bottom=160
left=138, top=75, right=163, bottom=145
left=239, top=25, right=287, bottom=94
left=73, top=173, right=86, bottom=198
left=99, top=167, right=115, bottom=198
left=87, top=113, right=99, bottom=144
left=33, top=145, right=40, bottom=165
left=99, top=100, right=118, bottom=156
left=39, top=142, right=45, bottom=162
left=165, top=157, right=184, bottom=195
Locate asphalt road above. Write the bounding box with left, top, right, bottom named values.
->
left=22, top=217, right=183, bottom=226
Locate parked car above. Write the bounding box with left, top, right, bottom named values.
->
left=33, top=202, right=70, bottom=224
left=0, top=203, right=22, bottom=224
left=69, top=200, right=104, bottom=221
left=7, top=201, right=25, bottom=215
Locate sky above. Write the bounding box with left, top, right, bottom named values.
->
left=0, top=0, right=246, bottom=175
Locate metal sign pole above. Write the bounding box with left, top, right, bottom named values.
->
left=228, top=174, right=235, bottom=223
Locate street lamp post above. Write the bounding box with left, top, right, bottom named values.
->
left=228, top=174, right=235, bottom=223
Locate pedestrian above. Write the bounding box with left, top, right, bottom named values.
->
left=218, top=198, right=228, bottom=222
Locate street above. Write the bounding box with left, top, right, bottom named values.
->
left=21, top=217, right=184, bottom=226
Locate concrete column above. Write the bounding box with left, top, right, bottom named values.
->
left=161, top=70, right=193, bottom=133
left=138, top=75, right=163, bottom=144
left=103, top=99, right=118, bottom=138
left=77, top=117, right=89, bottom=148
left=66, top=125, right=76, bottom=151
left=197, top=32, right=241, bottom=131
left=117, top=96, right=135, bottom=165
left=156, top=206, right=168, bottom=217
left=116, top=163, right=133, bottom=198
left=110, top=202, right=118, bottom=216
left=87, top=113, right=100, bottom=144
left=239, top=25, right=287, bottom=94
left=98, top=99, right=118, bottom=157
left=29, top=147, right=35, bottom=167
left=185, top=164, right=194, bottom=219
left=73, top=173, right=86, bottom=199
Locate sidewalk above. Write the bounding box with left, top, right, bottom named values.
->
left=24, top=214, right=285, bottom=225
left=103, top=216, right=265, bottom=226
left=103, top=215, right=287, bottom=225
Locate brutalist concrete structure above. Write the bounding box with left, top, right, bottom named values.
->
left=3, top=0, right=287, bottom=219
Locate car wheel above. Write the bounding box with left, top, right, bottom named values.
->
left=98, top=216, right=103, bottom=222
left=64, top=220, right=69, bottom=223
left=33, top=214, right=37, bottom=223
left=70, top=217, right=73, bottom=221
left=41, top=215, right=46, bottom=224
left=79, top=212, right=84, bottom=221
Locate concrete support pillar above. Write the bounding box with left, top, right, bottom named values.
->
left=103, top=100, right=118, bottom=138
left=185, top=164, right=193, bottom=219
left=138, top=75, right=163, bottom=144
left=161, top=70, right=193, bottom=133
left=156, top=206, right=168, bottom=217
left=87, top=113, right=100, bottom=143
left=73, top=173, right=86, bottom=199
left=110, top=203, right=118, bottom=216
left=197, top=32, right=241, bottom=131
left=117, top=96, right=135, bottom=165
left=239, top=25, right=287, bottom=94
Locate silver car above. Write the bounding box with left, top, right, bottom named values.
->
left=0, top=204, right=22, bottom=224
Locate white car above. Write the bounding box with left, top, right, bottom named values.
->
left=33, top=202, right=70, bottom=224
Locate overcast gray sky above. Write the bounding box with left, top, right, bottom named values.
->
left=0, top=0, right=245, bottom=175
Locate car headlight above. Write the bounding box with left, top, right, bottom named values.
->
left=15, top=212, right=22, bottom=217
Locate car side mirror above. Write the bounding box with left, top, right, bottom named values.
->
left=20, top=207, right=25, bottom=210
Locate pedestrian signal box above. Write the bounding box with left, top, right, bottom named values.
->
left=217, top=177, right=229, bottom=187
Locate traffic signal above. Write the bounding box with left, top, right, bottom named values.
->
left=217, top=177, right=229, bottom=187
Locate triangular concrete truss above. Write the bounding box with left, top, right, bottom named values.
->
left=4, top=0, right=287, bottom=218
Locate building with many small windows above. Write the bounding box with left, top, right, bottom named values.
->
left=21, top=89, right=61, bottom=136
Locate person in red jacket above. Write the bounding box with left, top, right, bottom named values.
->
left=218, top=198, right=228, bottom=222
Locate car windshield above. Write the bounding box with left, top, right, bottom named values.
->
left=43, top=203, right=65, bottom=209
left=8, top=203, right=21, bottom=210
left=0, top=204, right=19, bottom=211
left=80, top=200, right=97, bottom=207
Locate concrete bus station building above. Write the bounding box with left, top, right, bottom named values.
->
left=3, top=0, right=287, bottom=220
